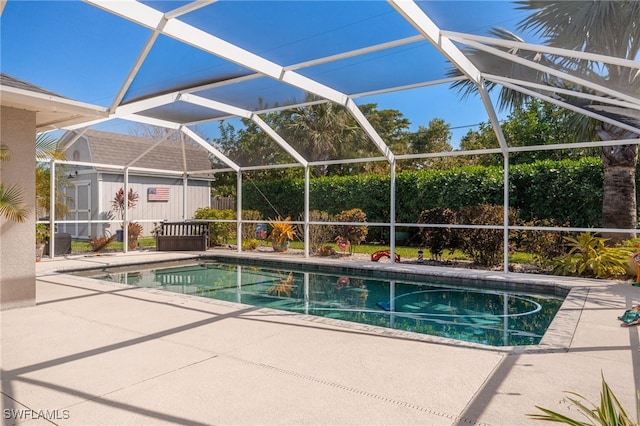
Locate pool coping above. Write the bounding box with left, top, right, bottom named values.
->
left=48, top=249, right=617, bottom=354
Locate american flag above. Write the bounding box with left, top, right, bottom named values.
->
left=148, top=187, right=170, bottom=202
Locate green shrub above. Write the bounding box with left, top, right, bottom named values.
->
left=551, top=232, right=632, bottom=278
left=514, top=218, right=569, bottom=266
left=193, top=208, right=235, bottom=246
left=242, top=238, right=260, bottom=251
left=510, top=158, right=603, bottom=227
left=243, top=158, right=607, bottom=232
left=417, top=207, right=456, bottom=260
left=241, top=209, right=263, bottom=241
left=456, top=205, right=518, bottom=266
left=300, top=210, right=335, bottom=254
left=193, top=208, right=264, bottom=245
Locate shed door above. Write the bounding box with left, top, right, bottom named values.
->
left=63, top=182, right=91, bottom=239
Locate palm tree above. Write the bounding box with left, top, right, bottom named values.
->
left=279, top=101, right=369, bottom=177
left=450, top=1, right=640, bottom=242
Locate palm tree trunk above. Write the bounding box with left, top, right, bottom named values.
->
left=599, top=129, right=638, bottom=243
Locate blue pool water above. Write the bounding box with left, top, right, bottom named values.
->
left=80, top=260, right=565, bottom=347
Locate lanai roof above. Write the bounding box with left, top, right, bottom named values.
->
left=1, top=1, right=639, bottom=170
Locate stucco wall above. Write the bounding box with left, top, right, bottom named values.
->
left=0, top=106, right=36, bottom=309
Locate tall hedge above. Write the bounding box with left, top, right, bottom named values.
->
left=242, top=157, right=616, bottom=230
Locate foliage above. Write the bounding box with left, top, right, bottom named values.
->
left=417, top=208, right=456, bottom=260
left=89, top=234, right=116, bottom=252
left=457, top=100, right=597, bottom=167
left=212, top=101, right=411, bottom=180
left=35, top=164, right=74, bottom=219
left=317, top=245, right=336, bottom=256
left=448, top=0, right=640, bottom=243
left=510, top=158, right=603, bottom=226
left=242, top=238, right=260, bottom=251
left=193, top=208, right=263, bottom=245
left=244, top=158, right=607, bottom=234
left=193, top=208, right=235, bottom=246
left=514, top=218, right=569, bottom=266
left=405, top=118, right=455, bottom=170
left=266, top=272, right=296, bottom=297
left=335, top=208, right=368, bottom=254
left=127, top=222, right=143, bottom=250
left=35, top=223, right=50, bottom=244
left=551, top=233, right=632, bottom=279
left=0, top=182, right=29, bottom=222
left=111, top=188, right=139, bottom=223
left=456, top=205, right=518, bottom=266
left=301, top=210, right=336, bottom=254
left=35, top=133, right=73, bottom=220
left=268, top=216, right=296, bottom=247
left=241, top=209, right=263, bottom=241
left=0, top=142, right=29, bottom=222
left=528, top=373, right=639, bottom=426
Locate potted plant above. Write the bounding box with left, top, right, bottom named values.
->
left=35, top=223, right=50, bottom=262
left=268, top=216, right=295, bottom=252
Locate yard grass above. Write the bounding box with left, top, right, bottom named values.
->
left=71, top=237, right=534, bottom=266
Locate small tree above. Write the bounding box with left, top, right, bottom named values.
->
left=301, top=210, right=336, bottom=254
left=336, top=208, right=368, bottom=254
left=111, top=188, right=139, bottom=225
left=457, top=205, right=518, bottom=267
left=418, top=208, right=457, bottom=261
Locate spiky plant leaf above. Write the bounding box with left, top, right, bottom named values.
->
left=0, top=184, right=30, bottom=222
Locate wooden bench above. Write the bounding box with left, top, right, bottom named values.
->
left=156, top=221, right=209, bottom=251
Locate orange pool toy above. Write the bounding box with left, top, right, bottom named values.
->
left=371, top=250, right=400, bottom=263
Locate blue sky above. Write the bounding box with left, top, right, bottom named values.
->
left=1, top=1, right=527, bottom=147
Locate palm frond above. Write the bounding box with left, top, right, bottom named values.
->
left=0, top=184, right=30, bottom=222
left=0, top=143, right=10, bottom=162
left=36, top=132, right=65, bottom=162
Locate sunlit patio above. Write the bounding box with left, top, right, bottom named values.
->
left=0, top=251, right=636, bottom=425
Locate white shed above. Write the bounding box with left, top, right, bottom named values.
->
left=58, top=130, right=212, bottom=239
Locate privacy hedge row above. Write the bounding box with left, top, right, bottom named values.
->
left=242, top=157, right=611, bottom=230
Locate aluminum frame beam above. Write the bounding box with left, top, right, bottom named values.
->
left=85, top=0, right=395, bottom=164
left=388, top=0, right=509, bottom=155
left=181, top=126, right=240, bottom=172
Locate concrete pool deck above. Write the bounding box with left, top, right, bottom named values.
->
left=2, top=249, right=639, bottom=425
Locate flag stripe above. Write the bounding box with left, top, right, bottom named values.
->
left=148, top=187, right=170, bottom=202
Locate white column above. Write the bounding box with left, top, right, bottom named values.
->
left=304, top=166, right=310, bottom=258
left=182, top=174, right=188, bottom=220
left=503, top=155, right=509, bottom=273
left=390, top=160, right=396, bottom=263
left=123, top=167, right=129, bottom=253
left=236, top=171, right=242, bottom=252
left=49, top=159, right=56, bottom=259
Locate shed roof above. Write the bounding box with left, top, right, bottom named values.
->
left=67, top=129, right=213, bottom=174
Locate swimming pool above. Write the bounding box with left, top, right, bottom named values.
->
left=78, top=259, right=565, bottom=347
